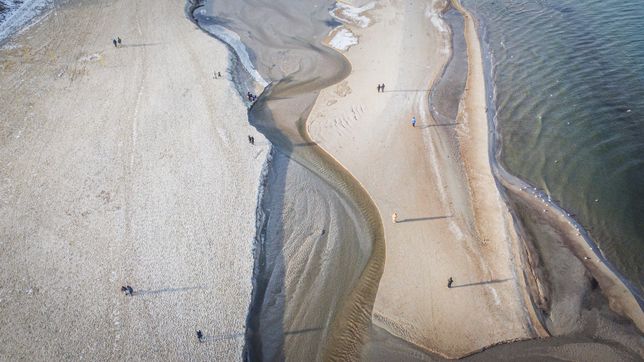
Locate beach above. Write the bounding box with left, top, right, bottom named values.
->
left=309, top=0, right=548, bottom=357
left=2, top=0, right=643, bottom=360
left=0, top=0, right=267, bottom=359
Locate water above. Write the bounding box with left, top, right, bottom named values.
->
left=463, top=0, right=644, bottom=293
left=191, top=1, right=385, bottom=359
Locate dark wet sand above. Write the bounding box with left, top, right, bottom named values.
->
left=193, top=0, right=385, bottom=360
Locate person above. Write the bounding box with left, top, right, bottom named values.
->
left=381, top=83, right=386, bottom=92
left=250, top=136, right=255, bottom=145
left=377, top=84, right=381, bottom=93
left=248, top=135, right=252, bottom=144
left=112, top=39, right=117, bottom=48
left=117, top=37, right=122, bottom=46
left=127, top=286, right=134, bottom=295
left=196, top=330, right=204, bottom=342
left=121, top=286, right=129, bottom=295
left=392, top=212, right=398, bottom=224
left=411, top=116, right=416, bottom=127
left=217, top=71, right=222, bottom=78
left=447, top=277, right=454, bottom=288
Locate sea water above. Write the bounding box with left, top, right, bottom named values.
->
left=463, top=0, right=644, bottom=292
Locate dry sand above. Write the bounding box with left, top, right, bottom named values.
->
left=309, top=0, right=548, bottom=358
left=0, top=0, right=267, bottom=359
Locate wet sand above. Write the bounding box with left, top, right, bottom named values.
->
left=193, top=1, right=385, bottom=360
left=0, top=0, right=267, bottom=359
left=309, top=0, right=548, bottom=358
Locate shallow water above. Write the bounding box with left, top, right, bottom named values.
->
left=193, top=0, right=384, bottom=359
left=463, top=0, right=644, bottom=293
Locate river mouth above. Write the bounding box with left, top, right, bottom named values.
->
left=191, top=0, right=385, bottom=360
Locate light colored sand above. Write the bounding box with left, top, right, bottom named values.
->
left=308, top=0, right=547, bottom=358
left=0, top=0, right=267, bottom=359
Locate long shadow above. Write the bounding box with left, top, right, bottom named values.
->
left=382, top=89, right=430, bottom=93
left=396, top=215, right=451, bottom=223
left=451, top=278, right=512, bottom=288
left=133, top=286, right=205, bottom=296
left=418, top=122, right=459, bottom=129
left=120, top=43, right=162, bottom=48
left=202, top=332, right=245, bottom=343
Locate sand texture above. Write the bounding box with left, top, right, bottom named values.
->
left=0, top=0, right=267, bottom=359
left=309, top=0, right=548, bottom=358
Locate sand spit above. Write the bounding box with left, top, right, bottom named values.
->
left=0, top=0, right=267, bottom=359
left=311, top=0, right=549, bottom=358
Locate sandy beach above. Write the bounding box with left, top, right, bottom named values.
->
left=308, top=0, right=548, bottom=357
left=0, top=0, right=267, bottom=359
left=2, top=0, right=643, bottom=360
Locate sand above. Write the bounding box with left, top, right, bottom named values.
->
left=0, top=0, right=267, bottom=359
left=308, top=0, right=549, bottom=358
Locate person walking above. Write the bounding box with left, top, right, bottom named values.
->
left=377, top=84, right=381, bottom=93
left=392, top=212, right=398, bottom=224
left=196, top=330, right=204, bottom=342
left=447, top=277, right=454, bottom=288
left=117, top=37, right=122, bottom=47
left=381, top=83, right=386, bottom=92
left=411, top=116, right=416, bottom=127
left=112, top=39, right=118, bottom=48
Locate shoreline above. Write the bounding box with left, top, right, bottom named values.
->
left=454, top=0, right=644, bottom=332
left=309, top=0, right=547, bottom=358
left=192, top=1, right=386, bottom=359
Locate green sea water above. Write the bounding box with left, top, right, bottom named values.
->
left=463, top=0, right=644, bottom=293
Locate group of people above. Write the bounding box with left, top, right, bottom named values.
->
left=247, top=92, right=257, bottom=102
left=214, top=71, right=223, bottom=79
left=112, top=37, right=122, bottom=48
left=376, top=83, right=386, bottom=92
left=120, top=285, right=134, bottom=296
left=248, top=135, right=255, bottom=145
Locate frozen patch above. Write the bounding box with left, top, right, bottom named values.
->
left=327, top=26, right=358, bottom=52
left=330, top=1, right=375, bottom=28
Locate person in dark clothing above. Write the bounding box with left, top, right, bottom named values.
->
left=127, top=286, right=134, bottom=295
left=217, top=71, right=222, bottom=78
left=117, top=37, right=122, bottom=46
left=377, top=84, right=381, bottom=92
left=250, top=136, right=255, bottom=145
left=196, top=330, right=204, bottom=342
left=381, top=83, right=386, bottom=92
left=121, top=286, right=128, bottom=295
left=447, top=277, right=454, bottom=288
left=113, top=39, right=118, bottom=48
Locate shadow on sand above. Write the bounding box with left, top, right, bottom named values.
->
left=451, top=278, right=512, bottom=288
left=396, top=215, right=451, bottom=223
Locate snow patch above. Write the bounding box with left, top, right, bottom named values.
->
left=327, top=26, right=358, bottom=52
left=198, top=20, right=269, bottom=87
left=0, top=0, right=54, bottom=44
left=330, top=1, right=375, bottom=28
left=425, top=4, right=448, bottom=34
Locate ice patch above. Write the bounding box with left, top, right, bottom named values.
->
left=327, top=27, right=358, bottom=52
left=198, top=22, right=269, bottom=87
left=330, top=1, right=375, bottom=28
left=0, top=0, right=53, bottom=44
left=425, top=4, right=448, bottom=34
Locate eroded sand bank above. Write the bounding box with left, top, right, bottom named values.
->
left=0, top=0, right=267, bottom=359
